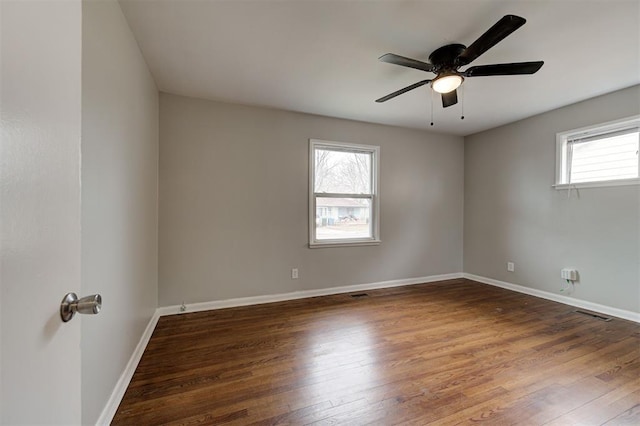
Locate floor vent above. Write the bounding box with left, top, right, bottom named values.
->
left=350, top=293, right=369, bottom=298
left=575, top=310, right=612, bottom=322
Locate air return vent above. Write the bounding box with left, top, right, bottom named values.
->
left=350, top=293, right=369, bottom=298
left=575, top=310, right=612, bottom=322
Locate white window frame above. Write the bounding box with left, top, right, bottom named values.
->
left=309, top=139, right=380, bottom=248
left=554, top=115, right=640, bottom=189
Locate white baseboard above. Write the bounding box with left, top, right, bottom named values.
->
left=96, top=310, right=160, bottom=425
left=464, top=273, right=640, bottom=324
left=157, top=272, right=465, bottom=316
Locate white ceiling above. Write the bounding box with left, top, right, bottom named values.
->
left=119, top=0, right=640, bottom=136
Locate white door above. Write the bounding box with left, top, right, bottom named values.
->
left=1, top=0, right=83, bottom=423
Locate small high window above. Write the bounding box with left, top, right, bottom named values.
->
left=309, top=139, right=380, bottom=247
left=555, top=116, right=639, bottom=188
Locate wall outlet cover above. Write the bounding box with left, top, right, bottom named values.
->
left=561, top=268, right=578, bottom=281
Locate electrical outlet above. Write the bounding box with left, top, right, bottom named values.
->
left=561, top=268, right=578, bottom=281
left=291, top=268, right=299, bottom=279
left=507, top=262, right=515, bottom=272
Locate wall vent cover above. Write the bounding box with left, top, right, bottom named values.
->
left=575, top=310, right=612, bottom=322
left=350, top=293, right=369, bottom=298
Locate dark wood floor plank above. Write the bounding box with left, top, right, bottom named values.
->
left=113, top=279, right=639, bottom=425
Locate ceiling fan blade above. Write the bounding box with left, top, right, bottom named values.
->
left=441, top=90, right=458, bottom=108
left=376, top=80, right=431, bottom=103
left=463, top=61, right=544, bottom=77
left=456, top=15, right=526, bottom=66
left=379, top=53, right=435, bottom=73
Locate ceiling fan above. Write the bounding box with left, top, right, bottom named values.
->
left=376, top=15, right=543, bottom=108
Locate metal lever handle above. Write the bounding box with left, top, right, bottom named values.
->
left=60, top=293, right=102, bottom=322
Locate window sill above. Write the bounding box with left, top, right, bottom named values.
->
left=309, top=239, right=381, bottom=249
left=553, top=178, right=640, bottom=190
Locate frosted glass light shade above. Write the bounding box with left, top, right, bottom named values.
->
left=432, top=74, right=463, bottom=94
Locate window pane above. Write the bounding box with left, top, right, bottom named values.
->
left=315, top=197, right=372, bottom=240
left=570, top=131, right=639, bottom=183
left=315, top=149, right=371, bottom=194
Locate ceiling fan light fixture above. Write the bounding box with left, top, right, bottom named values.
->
left=431, top=74, right=463, bottom=94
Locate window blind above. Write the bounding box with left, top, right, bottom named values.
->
left=567, top=127, right=639, bottom=183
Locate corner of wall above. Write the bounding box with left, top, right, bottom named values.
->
left=462, top=85, right=640, bottom=315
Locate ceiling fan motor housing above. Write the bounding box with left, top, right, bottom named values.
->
left=428, top=43, right=466, bottom=72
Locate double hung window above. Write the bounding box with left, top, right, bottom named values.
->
left=309, top=140, right=380, bottom=247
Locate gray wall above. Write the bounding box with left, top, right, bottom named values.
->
left=159, top=93, right=464, bottom=306
left=81, top=0, right=158, bottom=423
left=464, top=85, right=640, bottom=313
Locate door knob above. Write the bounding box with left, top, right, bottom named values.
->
left=60, top=293, right=102, bottom=322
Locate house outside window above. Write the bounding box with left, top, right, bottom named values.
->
left=555, top=116, right=639, bottom=189
left=309, top=139, right=380, bottom=247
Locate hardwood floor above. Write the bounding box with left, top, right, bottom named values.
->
left=113, top=279, right=640, bottom=425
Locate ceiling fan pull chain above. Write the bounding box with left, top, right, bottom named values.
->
left=430, top=87, right=434, bottom=126
left=460, top=84, right=465, bottom=120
